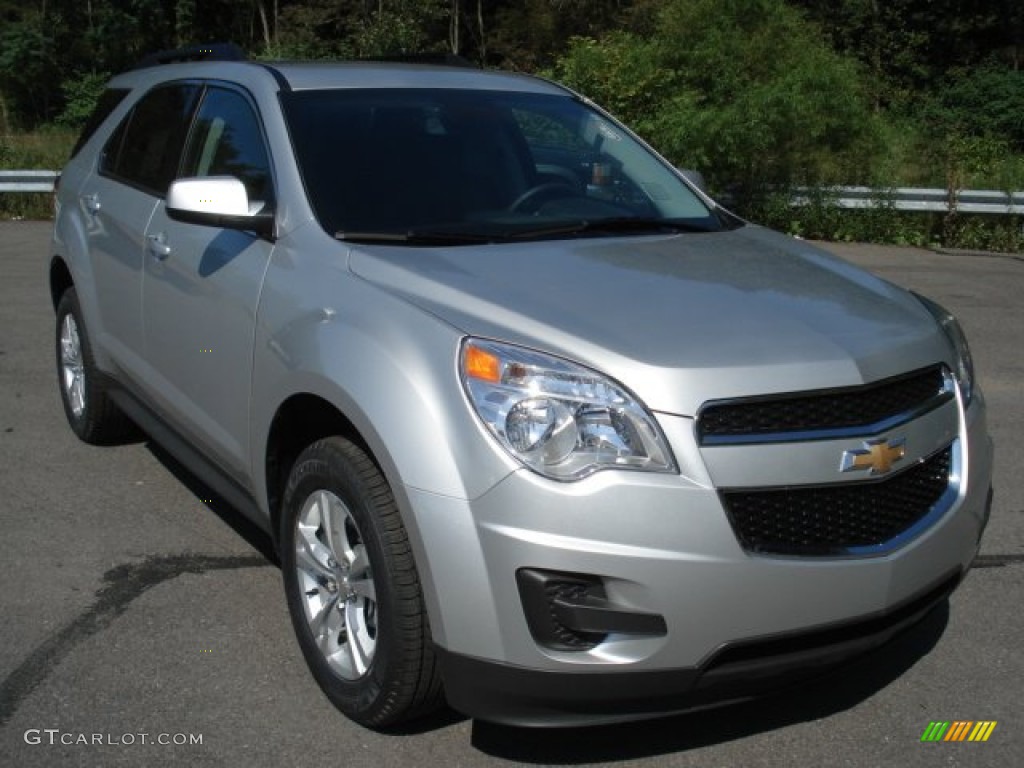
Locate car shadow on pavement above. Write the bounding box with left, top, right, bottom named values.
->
left=470, top=602, right=949, bottom=763
left=144, top=439, right=280, bottom=565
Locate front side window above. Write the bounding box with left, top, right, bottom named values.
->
left=100, top=83, right=200, bottom=195
left=181, top=86, right=272, bottom=207
left=282, top=88, right=726, bottom=243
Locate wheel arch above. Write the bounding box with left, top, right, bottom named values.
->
left=262, top=390, right=450, bottom=650
left=264, top=392, right=372, bottom=546
left=49, top=255, right=74, bottom=310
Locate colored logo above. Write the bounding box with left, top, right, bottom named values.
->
left=840, top=437, right=906, bottom=476
left=921, top=721, right=997, bottom=742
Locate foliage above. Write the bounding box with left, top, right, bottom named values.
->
left=934, top=65, right=1024, bottom=151
left=550, top=0, right=884, bottom=206
left=0, top=129, right=76, bottom=220
left=752, top=190, right=935, bottom=247
left=543, top=32, right=674, bottom=135
left=0, top=128, right=76, bottom=169
left=1, top=0, right=1022, bottom=249
left=488, top=0, right=630, bottom=70
left=0, top=191, right=53, bottom=221
left=57, top=73, right=113, bottom=128
left=793, top=0, right=1024, bottom=107
left=752, top=191, right=1024, bottom=253
left=349, top=1, right=448, bottom=58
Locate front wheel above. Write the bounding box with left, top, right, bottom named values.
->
left=280, top=436, right=442, bottom=728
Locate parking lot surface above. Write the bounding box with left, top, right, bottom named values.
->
left=1, top=221, right=1021, bottom=767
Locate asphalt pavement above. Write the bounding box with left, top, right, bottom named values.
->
left=1, top=221, right=1021, bottom=767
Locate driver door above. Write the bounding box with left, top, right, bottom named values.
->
left=140, top=84, right=275, bottom=484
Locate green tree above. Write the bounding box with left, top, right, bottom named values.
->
left=0, top=7, right=62, bottom=127
left=350, top=0, right=448, bottom=57
left=794, top=0, right=1024, bottom=106
left=488, top=0, right=630, bottom=70
left=937, top=65, right=1024, bottom=151
left=56, top=72, right=112, bottom=127
left=551, top=0, right=882, bottom=204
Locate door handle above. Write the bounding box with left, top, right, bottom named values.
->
left=81, top=193, right=101, bottom=215
left=146, top=233, right=172, bottom=260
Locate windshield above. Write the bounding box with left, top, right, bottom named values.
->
left=282, top=88, right=725, bottom=242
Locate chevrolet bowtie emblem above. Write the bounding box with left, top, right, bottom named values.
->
left=840, top=437, right=907, bottom=476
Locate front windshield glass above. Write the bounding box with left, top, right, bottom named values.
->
left=282, top=87, right=724, bottom=241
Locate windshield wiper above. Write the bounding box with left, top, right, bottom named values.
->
left=335, top=218, right=712, bottom=245
left=510, top=217, right=713, bottom=239
left=335, top=230, right=495, bottom=245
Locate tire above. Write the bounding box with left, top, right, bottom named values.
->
left=280, top=436, right=443, bottom=728
left=55, top=288, right=136, bottom=444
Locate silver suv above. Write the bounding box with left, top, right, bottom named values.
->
left=51, top=47, right=993, bottom=728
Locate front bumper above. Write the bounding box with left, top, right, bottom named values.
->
left=437, top=567, right=962, bottom=727
left=408, top=398, right=993, bottom=725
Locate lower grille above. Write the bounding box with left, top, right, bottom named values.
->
left=722, top=445, right=953, bottom=556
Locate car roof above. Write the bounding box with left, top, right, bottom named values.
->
left=108, top=59, right=570, bottom=97
left=271, top=61, right=567, bottom=94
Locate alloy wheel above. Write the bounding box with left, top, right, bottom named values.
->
left=294, top=489, right=378, bottom=680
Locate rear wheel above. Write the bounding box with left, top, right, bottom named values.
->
left=55, top=288, right=135, bottom=444
left=280, top=436, right=442, bottom=727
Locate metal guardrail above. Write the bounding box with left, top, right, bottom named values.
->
left=0, top=170, right=60, bottom=193
left=2, top=171, right=1022, bottom=215
left=791, top=186, right=1024, bottom=215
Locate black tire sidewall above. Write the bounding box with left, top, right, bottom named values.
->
left=280, top=439, right=407, bottom=726
left=55, top=288, right=96, bottom=441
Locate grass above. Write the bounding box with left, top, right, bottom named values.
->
left=0, top=129, right=75, bottom=220
left=0, top=128, right=76, bottom=168
left=0, top=129, right=74, bottom=219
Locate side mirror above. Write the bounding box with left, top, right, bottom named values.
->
left=678, top=168, right=708, bottom=194
left=166, top=176, right=275, bottom=240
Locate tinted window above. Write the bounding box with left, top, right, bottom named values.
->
left=282, top=89, right=718, bottom=239
left=181, top=87, right=272, bottom=204
left=70, top=88, right=130, bottom=159
left=101, top=83, right=200, bottom=195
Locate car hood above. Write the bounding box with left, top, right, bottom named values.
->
left=348, top=225, right=952, bottom=416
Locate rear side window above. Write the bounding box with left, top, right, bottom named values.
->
left=100, top=83, right=200, bottom=196
left=70, top=88, right=130, bottom=159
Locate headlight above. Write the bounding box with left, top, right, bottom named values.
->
left=913, top=292, right=975, bottom=405
left=460, top=338, right=676, bottom=481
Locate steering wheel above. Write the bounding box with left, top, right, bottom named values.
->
left=507, top=182, right=579, bottom=214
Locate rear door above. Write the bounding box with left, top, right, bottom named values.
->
left=80, top=83, right=200, bottom=381
left=140, top=84, right=276, bottom=484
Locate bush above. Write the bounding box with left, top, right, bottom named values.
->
left=57, top=72, right=112, bottom=128
left=939, top=65, right=1024, bottom=151
left=549, top=0, right=883, bottom=208
left=751, top=191, right=1023, bottom=253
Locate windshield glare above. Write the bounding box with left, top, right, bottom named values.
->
left=282, top=88, right=721, bottom=240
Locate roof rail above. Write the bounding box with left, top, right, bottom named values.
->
left=359, top=52, right=478, bottom=68
left=133, top=42, right=247, bottom=70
